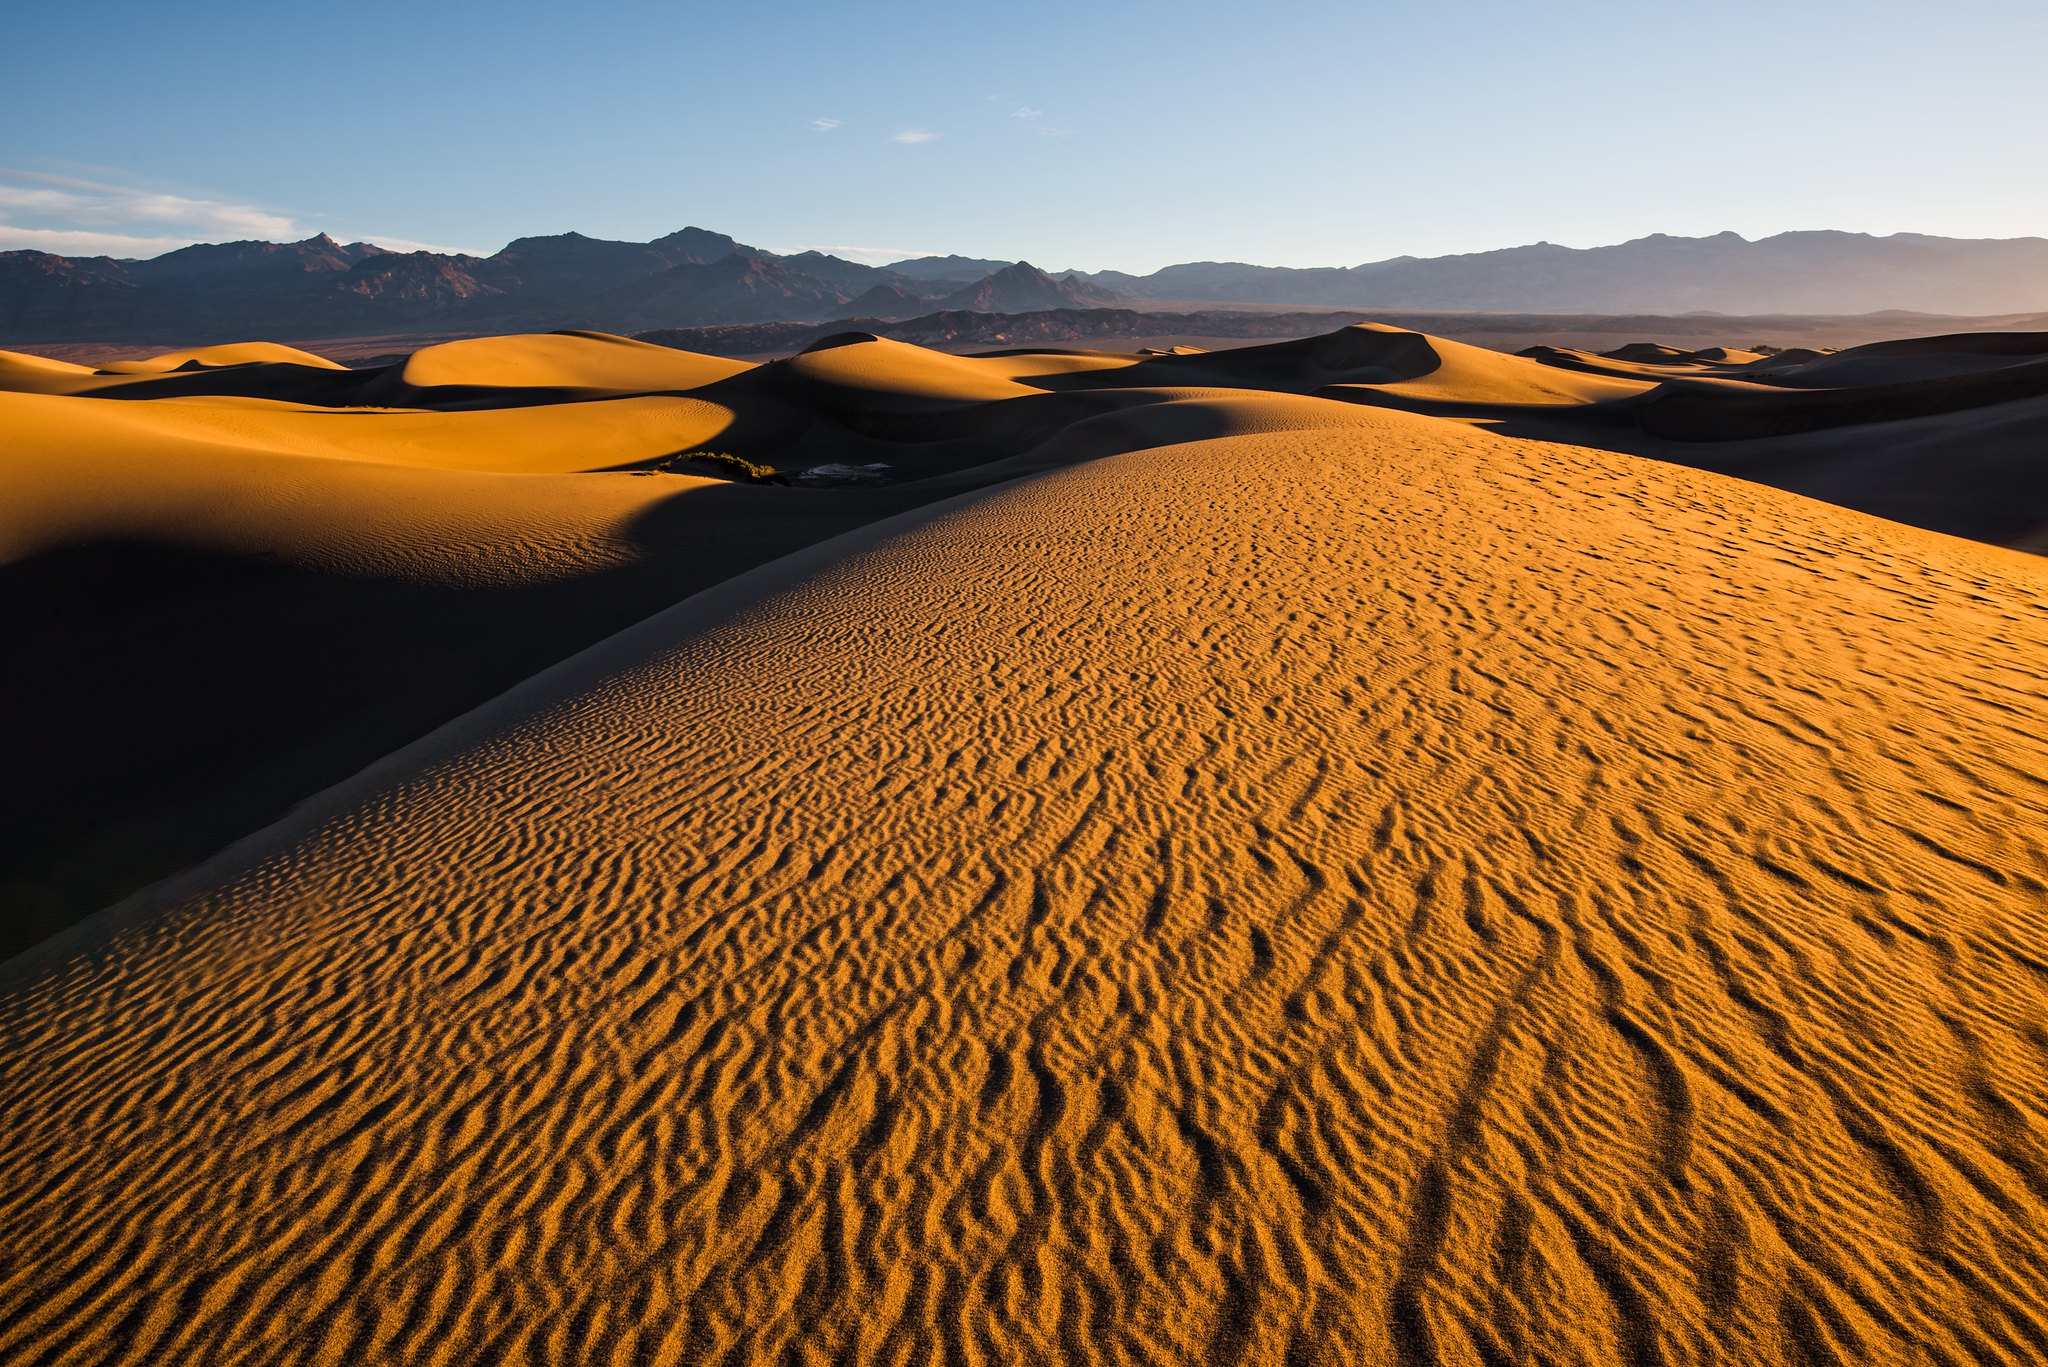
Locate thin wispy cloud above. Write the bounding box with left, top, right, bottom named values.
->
left=0, top=167, right=302, bottom=257
left=0, top=168, right=476, bottom=258
left=1006, top=106, right=1073, bottom=137
left=0, top=224, right=198, bottom=256
left=808, top=117, right=841, bottom=132
left=1, top=168, right=297, bottom=238
left=890, top=129, right=940, bottom=145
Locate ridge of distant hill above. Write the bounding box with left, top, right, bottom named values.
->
left=880, top=253, right=1015, bottom=284
left=1080, top=231, right=2048, bottom=315
left=0, top=229, right=946, bottom=342
left=8, top=228, right=2048, bottom=344
left=931, top=262, right=1122, bottom=313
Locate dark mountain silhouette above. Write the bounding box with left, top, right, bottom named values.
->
left=9, top=228, right=2048, bottom=344
left=0, top=251, right=147, bottom=336
left=933, top=262, right=1122, bottom=313
left=0, top=228, right=925, bottom=342
left=326, top=252, right=505, bottom=325
left=0, top=234, right=396, bottom=337
left=132, top=233, right=387, bottom=285
left=468, top=228, right=742, bottom=301
left=580, top=253, right=865, bottom=329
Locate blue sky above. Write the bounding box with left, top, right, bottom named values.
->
left=3, top=0, right=2043, bottom=271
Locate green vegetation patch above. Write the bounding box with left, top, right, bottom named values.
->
left=651, top=450, right=789, bottom=485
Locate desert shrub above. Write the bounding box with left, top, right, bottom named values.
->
left=652, top=450, right=788, bottom=485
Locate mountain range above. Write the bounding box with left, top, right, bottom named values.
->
left=4, top=228, right=2046, bottom=344
left=0, top=230, right=1114, bottom=344
left=1081, top=231, right=2048, bottom=315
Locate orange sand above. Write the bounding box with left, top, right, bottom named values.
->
left=3, top=329, right=2047, bottom=1365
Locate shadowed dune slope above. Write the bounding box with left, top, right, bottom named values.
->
left=4, top=409, right=2046, bottom=1366
left=1618, top=392, right=2048, bottom=552
left=0, top=387, right=721, bottom=571
left=1446, top=329, right=2048, bottom=549
left=0, top=328, right=1386, bottom=963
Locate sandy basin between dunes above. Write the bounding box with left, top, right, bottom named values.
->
left=4, top=396, right=2048, bottom=1364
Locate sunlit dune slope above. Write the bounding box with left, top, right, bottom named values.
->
left=5, top=406, right=2046, bottom=1366
left=0, top=349, right=103, bottom=396
left=397, top=330, right=755, bottom=394
left=95, top=342, right=351, bottom=374
left=0, top=384, right=741, bottom=476
left=1315, top=328, right=1652, bottom=410
left=779, top=331, right=1135, bottom=408
left=0, top=332, right=750, bottom=406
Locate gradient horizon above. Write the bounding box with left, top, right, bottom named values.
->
left=3, top=0, right=2044, bottom=273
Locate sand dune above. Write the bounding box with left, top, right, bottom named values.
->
left=1475, top=330, right=2048, bottom=547
left=95, top=342, right=352, bottom=375
left=780, top=332, right=1136, bottom=408
left=396, top=331, right=754, bottom=395
left=0, top=349, right=110, bottom=395
left=5, top=324, right=2048, bottom=1364
left=1314, top=330, right=1653, bottom=412
left=0, top=329, right=1236, bottom=955
left=1021, top=323, right=1654, bottom=415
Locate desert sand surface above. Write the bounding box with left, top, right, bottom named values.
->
left=0, top=330, right=1124, bottom=953
left=4, top=323, right=2048, bottom=1364
left=1477, top=331, right=2048, bottom=550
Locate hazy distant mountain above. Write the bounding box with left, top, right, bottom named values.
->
left=933, top=262, right=1122, bottom=313
left=774, top=250, right=908, bottom=294
left=833, top=282, right=928, bottom=320
left=1083, top=231, right=2048, bottom=315
left=582, top=254, right=865, bottom=329
left=882, top=254, right=1015, bottom=286
left=9, top=227, right=2048, bottom=343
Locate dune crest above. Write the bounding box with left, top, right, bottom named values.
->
left=396, top=330, right=755, bottom=393
left=94, top=342, right=350, bottom=374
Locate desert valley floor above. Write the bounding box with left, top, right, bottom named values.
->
left=2, top=326, right=2046, bottom=1365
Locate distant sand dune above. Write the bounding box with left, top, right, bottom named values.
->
left=5, top=401, right=2046, bottom=1364
left=395, top=330, right=753, bottom=394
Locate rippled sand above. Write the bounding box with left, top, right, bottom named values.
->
left=5, top=395, right=2046, bottom=1364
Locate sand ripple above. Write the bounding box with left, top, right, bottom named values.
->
left=4, top=411, right=2047, bottom=1364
